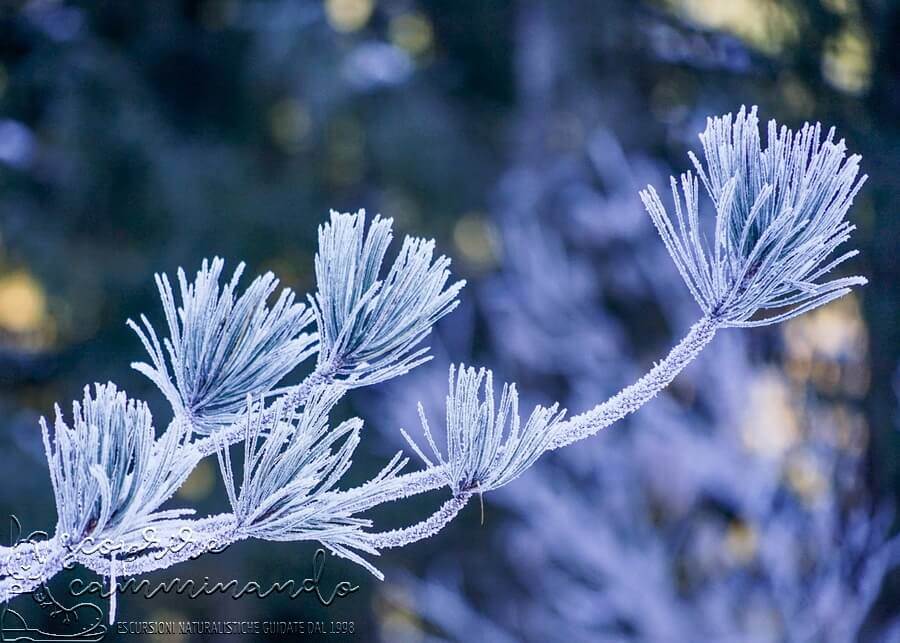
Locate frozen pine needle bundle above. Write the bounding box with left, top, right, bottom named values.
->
left=41, top=383, right=194, bottom=544
left=640, top=105, right=866, bottom=327
left=402, top=365, right=566, bottom=495
left=312, top=210, right=466, bottom=386
left=0, top=108, right=874, bottom=625
left=128, top=258, right=317, bottom=434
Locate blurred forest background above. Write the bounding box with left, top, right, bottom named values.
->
left=1, top=0, right=900, bottom=641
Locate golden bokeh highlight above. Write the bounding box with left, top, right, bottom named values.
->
left=177, top=458, right=216, bottom=501
left=453, top=213, right=497, bottom=271
left=785, top=450, right=828, bottom=504
left=785, top=295, right=866, bottom=360
left=821, top=0, right=855, bottom=17
left=740, top=369, right=800, bottom=458
left=783, top=294, right=869, bottom=397
left=724, top=520, right=758, bottom=563
left=375, top=588, right=425, bottom=642
left=823, top=25, right=872, bottom=94
left=325, top=0, right=374, bottom=33
left=389, top=13, right=434, bottom=56
left=662, top=0, right=800, bottom=54
left=0, top=271, right=48, bottom=333
left=268, top=98, right=312, bottom=151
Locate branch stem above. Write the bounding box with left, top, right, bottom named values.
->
left=192, top=366, right=335, bottom=459
left=548, top=316, right=720, bottom=450
left=363, top=493, right=472, bottom=550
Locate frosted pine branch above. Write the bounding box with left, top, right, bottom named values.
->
left=0, top=108, right=872, bottom=625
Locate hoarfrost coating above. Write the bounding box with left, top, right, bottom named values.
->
left=0, top=110, right=874, bottom=629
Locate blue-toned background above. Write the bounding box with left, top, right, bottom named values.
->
left=1, top=1, right=899, bottom=640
